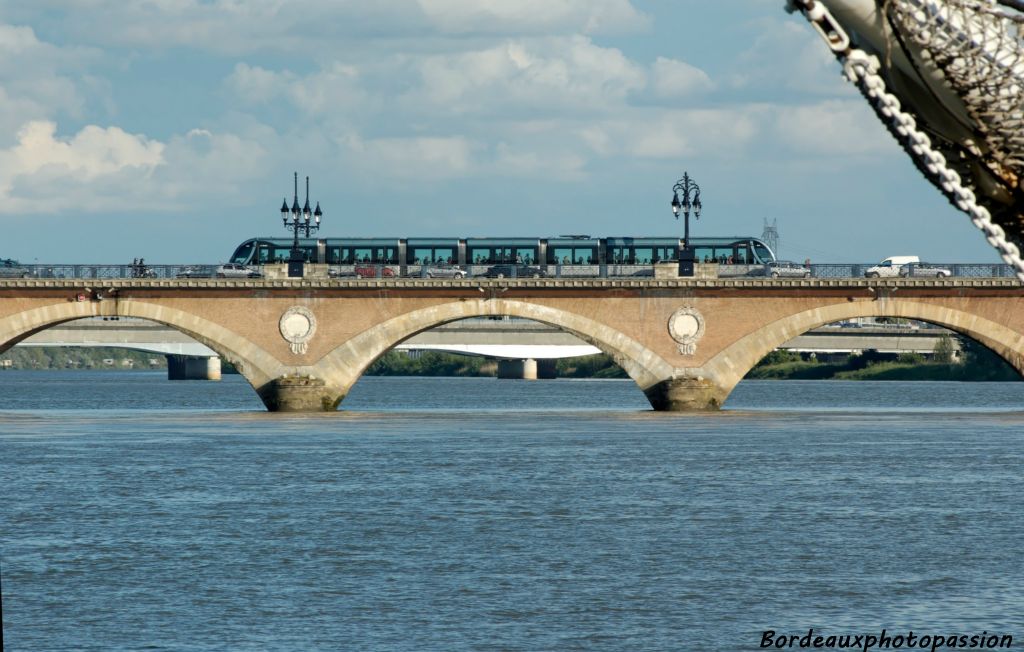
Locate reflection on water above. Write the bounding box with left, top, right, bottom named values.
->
left=1, top=370, right=1022, bottom=413
left=1, top=372, right=1022, bottom=651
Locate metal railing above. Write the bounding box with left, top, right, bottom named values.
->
left=1, top=262, right=1019, bottom=280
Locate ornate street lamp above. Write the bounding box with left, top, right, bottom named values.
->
left=671, top=172, right=702, bottom=277
left=280, top=172, right=322, bottom=278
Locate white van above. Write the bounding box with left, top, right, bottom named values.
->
left=865, top=256, right=919, bottom=278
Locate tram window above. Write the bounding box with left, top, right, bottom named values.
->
left=514, top=247, right=535, bottom=264
left=693, top=247, right=714, bottom=263
left=411, top=247, right=456, bottom=264
left=653, top=246, right=675, bottom=262
left=468, top=246, right=526, bottom=264
left=259, top=244, right=292, bottom=263
left=550, top=247, right=571, bottom=264
left=633, top=247, right=653, bottom=264
left=467, top=247, right=493, bottom=263
left=550, top=247, right=596, bottom=265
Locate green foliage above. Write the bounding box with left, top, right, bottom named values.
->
left=746, top=342, right=1022, bottom=382
left=556, top=354, right=627, bottom=379
left=747, top=360, right=842, bottom=380
left=758, top=350, right=803, bottom=366
left=932, top=334, right=956, bottom=364
left=0, top=346, right=167, bottom=370
left=955, top=339, right=1021, bottom=381
left=365, top=351, right=494, bottom=377
left=896, top=352, right=926, bottom=365
left=366, top=350, right=493, bottom=376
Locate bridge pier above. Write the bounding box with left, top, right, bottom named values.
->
left=643, top=375, right=726, bottom=411
left=257, top=376, right=344, bottom=412
left=167, top=354, right=221, bottom=381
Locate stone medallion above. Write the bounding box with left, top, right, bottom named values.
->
left=279, top=306, right=317, bottom=355
left=668, top=306, right=705, bottom=356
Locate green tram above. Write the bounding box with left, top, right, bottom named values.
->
left=228, top=236, right=777, bottom=276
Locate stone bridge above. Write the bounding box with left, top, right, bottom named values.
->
left=1, top=277, right=1022, bottom=411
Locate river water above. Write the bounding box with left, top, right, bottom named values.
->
left=1, top=372, right=1022, bottom=651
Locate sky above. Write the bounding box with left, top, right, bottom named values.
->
left=0, top=0, right=1005, bottom=265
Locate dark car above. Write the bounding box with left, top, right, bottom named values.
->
left=480, top=264, right=547, bottom=279
left=0, top=258, right=33, bottom=278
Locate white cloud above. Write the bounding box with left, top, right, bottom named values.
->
left=412, top=36, right=646, bottom=113
left=0, top=121, right=273, bottom=214
left=0, top=24, right=96, bottom=144
left=227, top=63, right=294, bottom=104
left=3, top=121, right=163, bottom=180
left=343, top=134, right=476, bottom=180
left=225, top=60, right=372, bottom=118
left=772, top=100, right=894, bottom=156
left=16, top=0, right=647, bottom=54
left=416, top=0, right=648, bottom=35
left=576, top=108, right=762, bottom=160
left=731, top=18, right=847, bottom=96
left=650, top=57, right=714, bottom=98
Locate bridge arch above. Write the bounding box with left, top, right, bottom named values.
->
left=0, top=299, right=284, bottom=395
left=310, top=298, right=676, bottom=410
left=704, top=298, right=1024, bottom=401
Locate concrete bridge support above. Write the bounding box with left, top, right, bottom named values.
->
left=167, top=354, right=222, bottom=381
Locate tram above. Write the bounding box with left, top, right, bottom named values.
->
left=228, top=235, right=777, bottom=276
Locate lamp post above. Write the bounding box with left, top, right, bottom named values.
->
left=279, top=172, right=322, bottom=278
left=671, top=172, right=702, bottom=277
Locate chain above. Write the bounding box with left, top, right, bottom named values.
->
left=791, top=0, right=1024, bottom=282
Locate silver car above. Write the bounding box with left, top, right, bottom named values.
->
left=215, top=263, right=262, bottom=278
left=176, top=266, right=211, bottom=278
left=424, top=265, right=467, bottom=279
left=757, top=261, right=811, bottom=279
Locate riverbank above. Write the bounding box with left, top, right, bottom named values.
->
left=1, top=346, right=1019, bottom=381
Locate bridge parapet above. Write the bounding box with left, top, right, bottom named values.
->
left=2, top=276, right=1022, bottom=291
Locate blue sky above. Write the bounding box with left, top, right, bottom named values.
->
left=0, top=0, right=1003, bottom=264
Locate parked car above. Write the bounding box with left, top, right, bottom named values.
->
left=479, top=264, right=547, bottom=279
left=176, top=266, right=210, bottom=278
left=330, top=265, right=396, bottom=278
left=215, top=263, right=262, bottom=278
left=757, top=260, right=811, bottom=279
left=423, top=265, right=467, bottom=279
left=864, top=255, right=951, bottom=278
left=356, top=264, right=395, bottom=278
left=907, top=263, right=953, bottom=278
left=0, top=258, right=33, bottom=278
